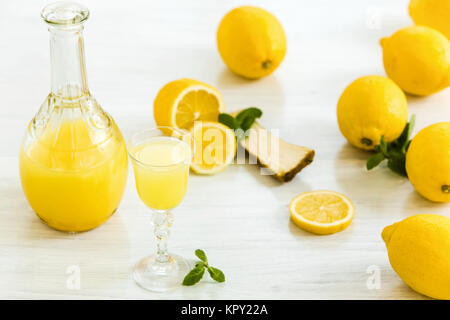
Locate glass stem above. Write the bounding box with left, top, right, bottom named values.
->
left=152, top=210, right=173, bottom=264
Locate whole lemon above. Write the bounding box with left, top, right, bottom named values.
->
left=382, top=214, right=450, bottom=299
left=406, top=122, right=450, bottom=202
left=410, top=0, right=450, bottom=39
left=217, top=6, right=286, bottom=79
left=337, top=75, right=408, bottom=150
left=380, top=26, right=450, bottom=96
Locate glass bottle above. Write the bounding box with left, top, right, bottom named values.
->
left=19, top=2, right=128, bottom=232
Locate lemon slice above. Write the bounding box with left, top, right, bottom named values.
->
left=189, top=121, right=236, bottom=174
left=289, top=191, right=355, bottom=235
left=154, top=78, right=225, bottom=130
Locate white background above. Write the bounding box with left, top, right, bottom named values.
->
left=0, top=0, right=449, bottom=299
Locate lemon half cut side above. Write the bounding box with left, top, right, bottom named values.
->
left=189, top=121, right=236, bottom=175
left=154, top=79, right=225, bottom=130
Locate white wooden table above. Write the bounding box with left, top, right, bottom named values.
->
left=0, top=0, right=448, bottom=299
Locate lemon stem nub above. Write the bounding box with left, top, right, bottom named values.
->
left=442, top=185, right=450, bottom=193
left=262, top=60, right=272, bottom=69
left=361, top=138, right=373, bottom=146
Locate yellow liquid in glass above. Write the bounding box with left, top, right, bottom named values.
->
left=20, top=120, right=128, bottom=232
left=131, top=137, right=191, bottom=210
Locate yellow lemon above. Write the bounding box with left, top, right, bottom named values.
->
left=382, top=214, right=450, bottom=299
left=289, top=191, right=355, bottom=235
left=189, top=121, right=236, bottom=175
left=409, top=0, right=450, bottom=39
left=153, top=79, right=225, bottom=130
left=217, top=6, right=287, bottom=79
left=380, top=26, right=450, bottom=96
left=406, top=122, right=450, bottom=202
left=337, top=75, right=408, bottom=150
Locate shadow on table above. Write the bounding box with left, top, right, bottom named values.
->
left=240, top=160, right=284, bottom=188
left=216, top=67, right=256, bottom=88
left=287, top=215, right=356, bottom=245
left=403, top=189, right=449, bottom=214
left=241, top=157, right=313, bottom=200
left=333, top=142, right=410, bottom=212
left=215, top=67, right=286, bottom=118
left=240, top=153, right=361, bottom=246
left=334, top=142, right=448, bottom=218
left=389, top=281, right=432, bottom=300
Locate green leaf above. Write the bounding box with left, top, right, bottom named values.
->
left=218, top=107, right=263, bottom=140
left=235, top=107, right=262, bottom=126
left=195, top=249, right=208, bottom=263
left=392, top=114, right=416, bottom=152
left=374, top=144, right=382, bottom=153
left=366, top=152, right=386, bottom=170
left=405, top=140, right=412, bottom=152
left=403, top=114, right=416, bottom=153
left=207, top=266, right=225, bottom=283
left=367, top=115, right=416, bottom=178
left=236, top=107, right=263, bottom=131
left=218, top=113, right=238, bottom=130
left=219, top=107, right=262, bottom=131
left=183, top=249, right=226, bottom=286
left=182, top=263, right=205, bottom=286
left=387, top=157, right=407, bottom=176
left=395, top=123, right=409, bottom=148
left=379, top=136, right=388, bottom=156
left=240, top=116, right=257, bottom=131
left=407, top=114, right=416, bottom=140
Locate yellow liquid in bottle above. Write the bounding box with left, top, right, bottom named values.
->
left=131, top=137, right=191, bottom=210
left=20, top=118, right=128, bottom=232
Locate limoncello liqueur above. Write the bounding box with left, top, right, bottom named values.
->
left=130, top=137, right=191, bottom=210
left=20, top=3, right=128, bottom=232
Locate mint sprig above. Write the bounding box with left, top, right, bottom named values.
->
left=182, top=263, right=205, bottom=286
left=195, top=248, right=207, bottom=263
left=218, top=107, right=263, bottom=140
left=366, top=114, right=416, bottom=176
left=182, top=249, right=225, bottom=286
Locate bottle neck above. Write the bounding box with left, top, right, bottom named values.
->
left=49, top=25, right=88, bottom=97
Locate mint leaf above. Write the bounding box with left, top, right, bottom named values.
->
left=218, top=113, right=238, bottom=130
left=367, top=152, right=385, bottom=170
left=182, top=263, right=205, bottom=286
left=387, top=156, right=407, bottom=176
left=403, top=114, right=415, bottom=153
left=394, top=123, right=410, bottom=148
left=218, top=107, right=263, bottom=138
left=207, top=266, right=225, bottom=283
left=365, top=115, right=415, bottom=177
left=195, top=249, right=208, bottom=263
left=405, top=140, right=412, bottom=152
left=240, top=116, right=256, bottom=131
left=379, top=136, right=388, bottom=156
left=236, top=107, right=262, bottom=126
left=237, top=108, right=263, bottom=131
left=407, top=114, right=416, bottom=139
left=182, top=249, right=226, bottom=286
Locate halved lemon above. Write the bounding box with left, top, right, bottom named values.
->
left=189, top=121, right=236, bottom=174
left=153, top=78, right=225, bottom=130
left=289, top=191, right=355, bottom=235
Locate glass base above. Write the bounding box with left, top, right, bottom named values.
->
left=133, top=253, right=190, bottom=292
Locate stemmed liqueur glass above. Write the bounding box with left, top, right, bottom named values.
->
left=128, top=126, right=194, bottom=292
